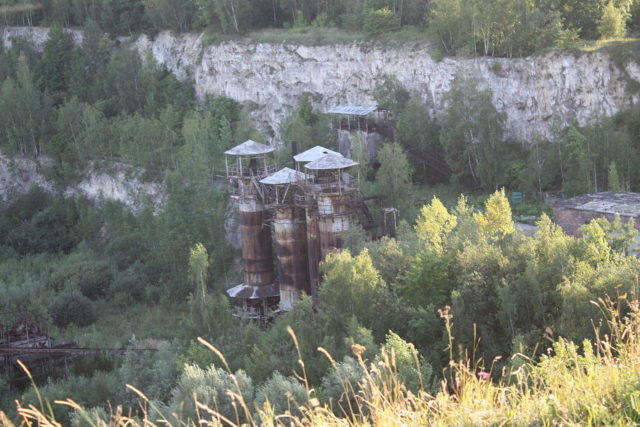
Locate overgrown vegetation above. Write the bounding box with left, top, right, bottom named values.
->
left=4, top=0, right=640, bottom=55
left=1, top=13, right=640, bottom=426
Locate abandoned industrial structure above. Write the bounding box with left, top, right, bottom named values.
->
left=224, top=140, right=372, bottom=318
left=553, top=192, right=640, bottom=236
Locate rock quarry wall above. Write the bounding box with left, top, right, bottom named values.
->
left=3, top=26, right=640, bottom=144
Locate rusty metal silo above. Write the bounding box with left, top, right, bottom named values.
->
left=224, top=140, right=278, bottom=319
left=260, top=167, right=310, bottom=311
left=301, top=153, right=360, bottom=300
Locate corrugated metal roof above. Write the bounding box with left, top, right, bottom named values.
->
left=327, top=105, right=377, bottom=116
left=259, top=167, right=309, bottom=185
left=226, top=283, right=279, bottom=299
left=304, top=153, right=359, bottom=170
left=224, top=140, right=275, bottom=155
left=557, top=192, right=640, bottom=217
left=293, top=145, right=343, bottom=163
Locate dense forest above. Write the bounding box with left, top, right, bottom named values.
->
left=1, top=1, right=640, bottom=424
left=3, top=0, right=640, bottom=55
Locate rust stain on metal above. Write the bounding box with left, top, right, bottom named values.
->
left=317, top=191, right=357, bottom=259
left=274, top=206, right=310, bottom=310
left=239, top=199, right=275, bottom=288
left=305, top=211, right=321, bottom=306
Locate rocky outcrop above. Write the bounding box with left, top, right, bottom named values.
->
left=0, top=151, right=163, bottom=211
left=134, top=32, right=640, bottom=143
left=3, top=26, right=640, bottom=144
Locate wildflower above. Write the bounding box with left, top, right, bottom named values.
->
left=477, top=371, right=490, bottom=380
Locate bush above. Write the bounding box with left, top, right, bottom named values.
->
left=363, top=8, right=400, bottom=35
left=254, top=372, right=308, bottom=417
left=320, top=356, right=366, bottom=413
left=109, top=262, right=147, bottom=300
left=169, top=364, right=254, bottom=423
left=48, top=290, right=97, bottom=327
left=2, top=191, right=80, bottom=254
left=49, top=259, right=112, bottom=299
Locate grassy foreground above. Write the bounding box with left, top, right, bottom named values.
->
left=4, top=298, right=640, bottom=426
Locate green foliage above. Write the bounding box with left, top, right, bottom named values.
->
left=48, top=258, right=113, bottom=299
left=320, top=356, right=366, bottom=413
left=599, top=1, right=628, bottom=38
left=320, top=249, right=386, bottom=331
left=395, top=98, right=443, bottom=184
left=363, top=8, right=400, bottom=35
left=169, top=364, right=254, bottom=422
left=439, top=75, right=506, bottom=190
left=608, top=161, right=622, bottom=191
left=116, top=342, right=179, bottom=406
left=254, top=372, right=308, bottom=417
left=48, top=290, right=97, bottom=327
left=473, top=188, right=514, bottom=242
left=378, top=331, right=433, bottom=393
left=35, top=26, right=74, bottom=104
left=373, top=75, right=410, bottom=115
left=414, top=197, right=457, bottom=254
left=374, top=143, right=415, bottom=220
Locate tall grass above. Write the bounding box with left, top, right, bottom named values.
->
left=4, top=298, right=640, bottom=426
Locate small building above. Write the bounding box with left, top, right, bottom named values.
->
left=553, top=192, right=640, bottom=236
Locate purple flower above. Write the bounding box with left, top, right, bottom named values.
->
left=477, top=371, right=490, bottom=379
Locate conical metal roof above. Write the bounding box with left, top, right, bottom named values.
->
left=304, top=153, right=359, bottom=170
left=259, top=167, right=309, bottom=185
left=224, top=140, right=275, bottom=155
left=293, top=145, right=343, bottom=163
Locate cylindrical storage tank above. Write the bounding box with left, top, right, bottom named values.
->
left=239, top=196, right=274, bottom=287
left=274, top=206, right=310, bottom=311
left=317, top=192, right=355, bottom=259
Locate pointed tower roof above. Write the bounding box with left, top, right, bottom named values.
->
left=304, top=153, right=359, bottom=170
left=259, top=167, right=309, bottom=185
left=224, top=140, right=274, bottom=155
left=293, top=145, right=343, bottom=163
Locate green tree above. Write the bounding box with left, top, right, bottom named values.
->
left=473, top=188, right=514, bottom=242
left=363, top=7, right=400, bottom=35
left=608, top=161, right=622, bottom=191
left=374, top=143, right=414, bottom=220
left=35, top=25, right=75, bottom=104
left=599, top=1, right=628, bottom=38
left=396, top=98, right=443, bottom=183
left=414, top=197, right=457, bottom=254
left=319, top=249, right=386, bottom=331
left=439, top=75, right=506, bottom=190
left=373, top=75, right=410, bottom=116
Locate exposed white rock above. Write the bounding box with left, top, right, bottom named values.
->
left=3, top=27, right=640, bottom=145
left=132, top=33, right=639, bottom=143
left=65, top=164, right=164, bottom=212
left=0, top=152, right=53, bottom=201
left=0, top=150, right=163, bottom=211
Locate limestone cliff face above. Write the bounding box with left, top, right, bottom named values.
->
left=3, top=26, right=640, bottom=144
left=134, top=32, right=640, bottom=143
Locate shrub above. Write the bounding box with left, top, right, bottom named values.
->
left=254, top=372, right=308, bottom=417
left=169, top=364, right=254, bottom=423
left=363, top=8, right=400, bottom=35
left=48, top=290, right=97, bottom=327
left=49, top=259, right=112, bottom=299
